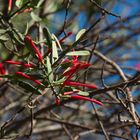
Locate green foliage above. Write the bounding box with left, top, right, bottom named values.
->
left=43, top=27, right=52, bottom=48
left=76, top=29, right=86, bottom=41
left=30, top=12, right=42, bottom=22
left=66, top=50, right=90, bottom=56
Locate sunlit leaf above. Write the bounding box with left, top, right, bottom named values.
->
left=77, top=91, right=89, bottom=96
left=30, top=12, right=41, bottom=22
left=43, top=27, right=52, bottom=48
left=16, top=0, right=28, bottom=8
left=0, top=35, right=8, bottom=42
left=0, top=29, right=7, bottom=34
left=66, top=50, right=90, bottom=56
left=52, top=34, right=62, bottom=51
left=46, top=56, right=53, bottom=82
left=16, top=0, right=23, bottom=8
left=52, top=36, right=58, bottom=59
left=76, top=29, right=86, bottom=41
left=36, top=0, right=44, bottom=8
left=24, top=23, right=29, bottom=35
left=53, top=78, right=65, bottom=85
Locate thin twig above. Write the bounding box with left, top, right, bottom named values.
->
left=90, top=0, right=121, bottom=18
left=62, top=0, right=71, bottom=36
left=101, top=60, right=108, bottom=88
left=91, top=103, right=110, bottom=140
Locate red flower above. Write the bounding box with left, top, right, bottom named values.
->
left=70, top=95, right=103, bottom=106
left=0, top=63, right=5, bottom=75
left=63, top=55, right=90, bottom=76
left=8, top=0, right=12, bottom=12
left=16, top=8, right=33, bottom=15
left=15, top=72, right=42, bottom=85
left=25, top=36, right=43, bottom=62
left=64, top=81, right=97, bottom=89
left=55, top=97, right=61, bottom=105
left=62, top=56, right=91, bottom=84
left=63, top=90, right=80, bottom=95
left=5, top=60, right=35, bottom=68
left=63, top=62, right=90, bottom=76
left=0, top=63, right=6, bottom=81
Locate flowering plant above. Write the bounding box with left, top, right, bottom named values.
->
left=1, top=32, right=102, bottom=106
left=0, top=0, right=103, bottom=107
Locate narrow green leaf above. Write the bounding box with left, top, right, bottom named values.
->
left=46, top=57, right=52, bottom=74
left=43, top=27, right=52, bottom=48
left=36, top=0, right=44, bottom=8
left=63, top=86, right=74, bottom=93
left=53, top=78, right=65, bottom=85
left=52, top=34, right=62, bottom=51
left=16, top=0, right=23, bottom=8
left=0, top=75, right=13, bottom=79
left=46, top=56, right=53, bottom=82
left=14, top=28, right=24, bottom=41
left=18, top=81, right=42, bottom=94
left=26, top=74, right=44, bottom=79
left=76, top=29, right=86, bottom=41
left=66, top=50, right=90, bottom=56
left=62, top=95, right=71, bottom=99
left=0, top=29, right=7, bottom=34
left=10, top=28, right=24, bottom=44
left=77, top=90, right=89, bottom=96
left=16, top=0, right=28, bottom=8
left=0, top=35, right=8, bottom=42
left=52, top=36, right=58, bottom=59
left=24, top=23, right=29, bottom=35
left=30, top=12, right=41, bottom=22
